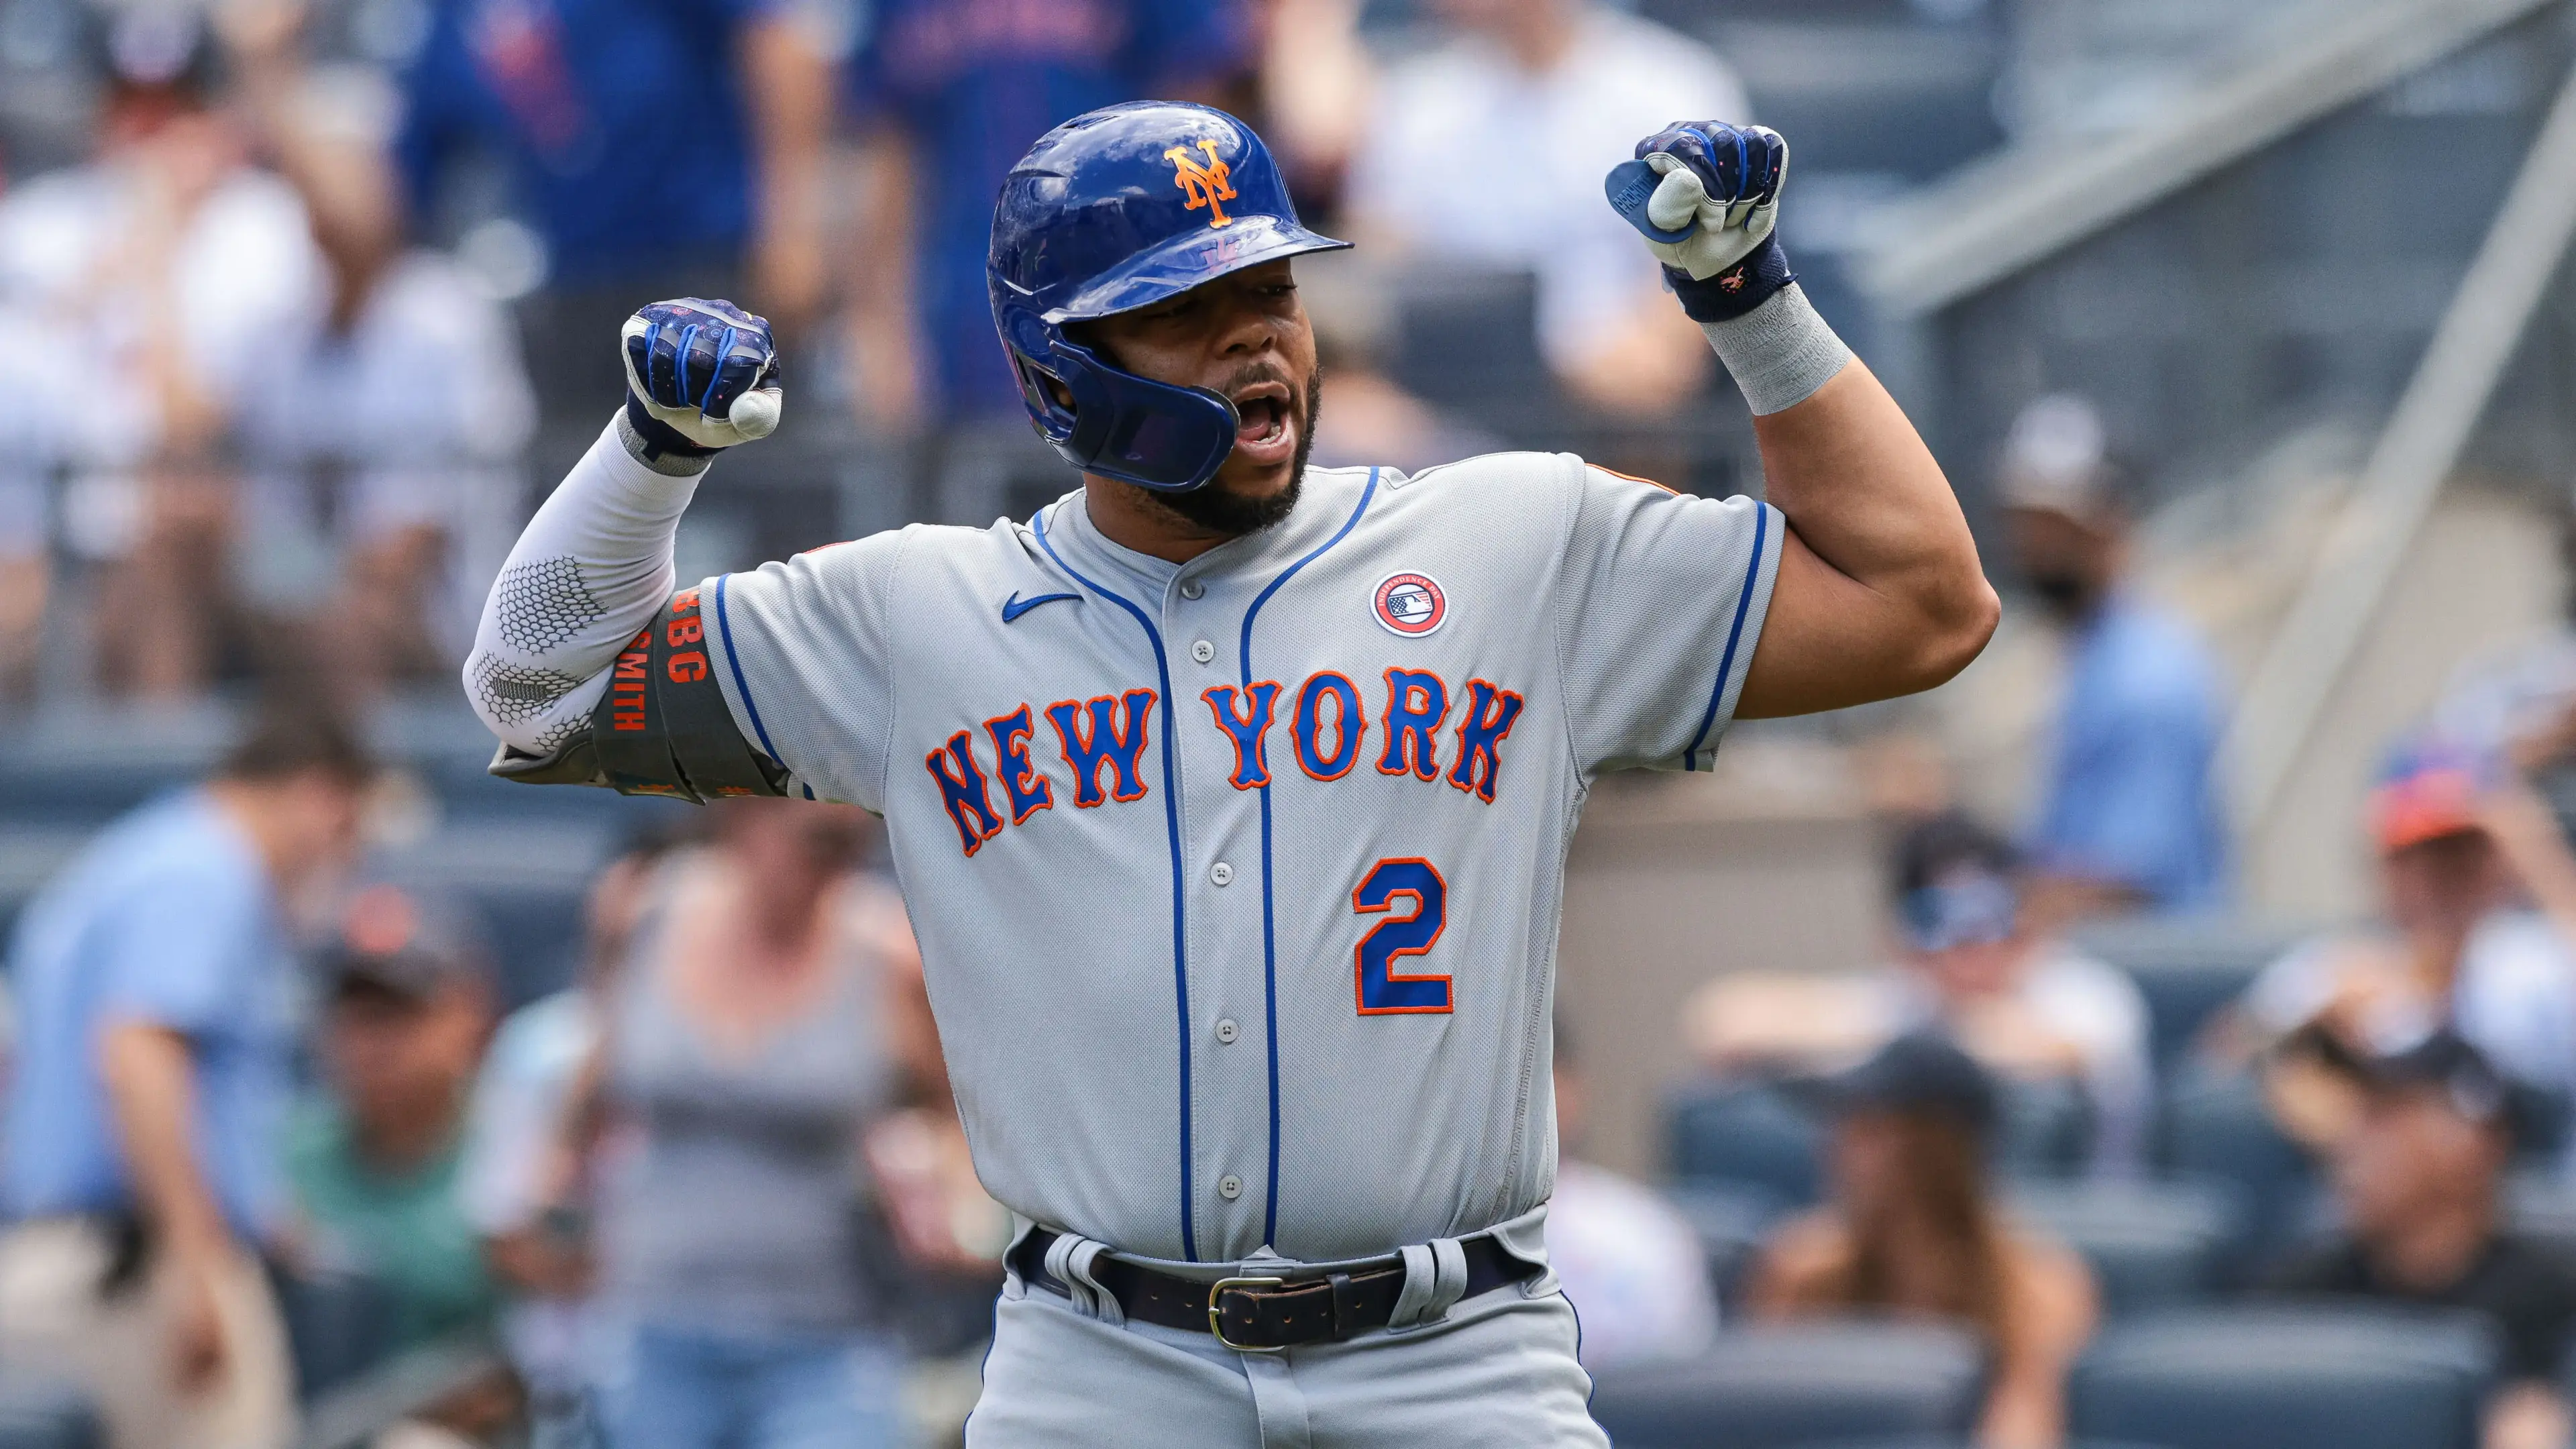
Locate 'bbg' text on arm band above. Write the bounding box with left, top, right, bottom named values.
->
left=1701, top=284, right=1853, bottom=417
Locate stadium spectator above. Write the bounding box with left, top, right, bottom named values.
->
left=1693, top=813, right=2154, bottom=1174
left=552, top=798, right=946, bottom=1449
left=217, top=2, right=539, bottom=694
left=284, top=883, right=500, bottom=1354
left=2003, top=394, right=2230, bottom=922
left=460, top=826, right=684, bottom=1448
left=2218, top=739, right=2576, bottom=1159
left=0, top=5, right=325, bottom=698
left=1342, top=0, right=1749, bottom=419
left=839, top=0, right=1257, bottom=433
left=392, top=0, right=839, bottom=425
left=1748, top=1032, right=2099, bottom=1449
left=0, top=705, right=372, bottom=1449
left=1544, top=1023, right=1719, bottom=1370
left=2264, top=1031, right=2576, bottom=1449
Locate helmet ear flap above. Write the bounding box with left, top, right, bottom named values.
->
left=1003, top=316, right=1242, bottom=493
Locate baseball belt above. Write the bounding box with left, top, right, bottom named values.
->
left=1012, top=1227, right=1536, bottom=1352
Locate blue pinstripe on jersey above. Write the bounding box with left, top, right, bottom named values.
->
left=1033, top=504, right=1200, bottom=1261
left=1683, top=502, right=1770, bottom=771
left=1237, top=468, right=1380, bottom=1248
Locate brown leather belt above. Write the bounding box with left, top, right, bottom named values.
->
left=1012, top=1228, right=1536, bottom=1352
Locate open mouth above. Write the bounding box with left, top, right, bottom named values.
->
left=1231, top=380, right=1293, bottom=453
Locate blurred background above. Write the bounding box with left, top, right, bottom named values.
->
left=7, top=0, right=2576, bottom=1444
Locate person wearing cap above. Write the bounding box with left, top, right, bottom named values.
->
left=1746, top=1031, right=2099, bottom=1449
left=282, top=883, right=500, bottom=1356
left=1690, top=812, right=2153, bottom=1175
left=2226, top=738, right=2576, bottom=1162
left=2001, top=394, right=2230, bottom=922
left=0, top=706, right=372, bottom=1449
left=2265, top=1030, right=2576, bottom=1449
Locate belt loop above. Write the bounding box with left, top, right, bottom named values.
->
left=1389, top=1238, right=1472, bottom=1331
left=1043, top=1231, right=1124, bottom=1326
left=1428, top=1237, right=1469, bottom=1319
left=1328, top=1272, right=1357, bottom=1341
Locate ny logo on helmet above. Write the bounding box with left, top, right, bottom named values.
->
left=1165, top=140, right=1237, bottom=228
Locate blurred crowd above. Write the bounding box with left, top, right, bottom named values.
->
left=9, top=0, right=2576, bottom=1446
left=0, top=694, right=1009, bottom=1448
left=0, top=0, right=1784, bottom=712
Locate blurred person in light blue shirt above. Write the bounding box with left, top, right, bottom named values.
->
left=2004, top=394, right=2230, bottom=920
left=0, top=707, right=372, bottom=1449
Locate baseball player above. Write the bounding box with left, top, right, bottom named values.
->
left=465, top=103, right=1996, bottom=1444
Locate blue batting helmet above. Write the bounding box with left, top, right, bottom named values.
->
left=988, top=101, right=1349, bottom=493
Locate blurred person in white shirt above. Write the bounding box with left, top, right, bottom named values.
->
left=1694, top=813, right=2155, bottom=1175
left=1343, top=0, right=1750, bottom=417
left=0, top=4, right=323, bottom=696
left=1546, top=1023, right=1719, bottom=1371
left=2213, top=739, right=2576, bottom=1166
left=219, top=1, right=537, bottom=693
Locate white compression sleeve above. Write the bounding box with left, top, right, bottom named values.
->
left=463, top=412, right=713, bottom=755
left=1700, top=283, right=1854, bottom=417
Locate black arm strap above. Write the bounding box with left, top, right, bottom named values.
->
left=487, top=586, right=788, bottom=801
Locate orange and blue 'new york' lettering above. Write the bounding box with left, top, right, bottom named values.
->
left=1202, top=682, right=1282, bottom=790
left=1049, top=690, right=1158, bottom=807
left=926, top=731, right=1003, bottom=855
left=926, top=666, right=1524, bottom=859
left=1377, top=669, right=1450, bottom=780
left=1293, top=672, right=1366, bottom=780
left=1448, top=679, right=1526, bottom=803
left=983, top=705, right=1054, bottom=824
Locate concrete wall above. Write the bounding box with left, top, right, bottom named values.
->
left=1554, top=771, right=1884, bottom=1179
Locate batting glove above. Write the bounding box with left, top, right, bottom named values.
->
left=620, top=299, right=785, bottom=460
left=1604, top=122, right=1792, bottom=323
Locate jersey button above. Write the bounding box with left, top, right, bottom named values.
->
left=1210, top=861, right=1234, bottom=886
left=1216, top=1017, right=1239, bottom=1044
left=1191, top=639, right=1216, bottom=663
left=1218, top=1175, right=1243, bottom=1201
left=1180, top=580, right=1206, bottom=600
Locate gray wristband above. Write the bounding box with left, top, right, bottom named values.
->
left=1699, top=283, right=1852, bottom=417
left=613, top=408, right=717, bottom=478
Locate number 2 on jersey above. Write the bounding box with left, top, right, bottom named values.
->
left=1353, top=858, right=1450, bottom=1014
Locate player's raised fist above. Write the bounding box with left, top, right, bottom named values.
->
left=620, top=299, right=784, bottom=457
left=1605, top=122, right=1787, bottom=283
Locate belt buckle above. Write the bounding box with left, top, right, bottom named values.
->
left=1208, top=1276, right=1288, bottom=1352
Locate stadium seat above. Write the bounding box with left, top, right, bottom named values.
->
left=2157, top=1069, right=2317, bottom=1268
left=1993, top=1077, right=2090, bottom=1179
left=2003, top=1178, right=2242, bottom=1314
left=1667, top=1081, right=1824, bottom=1208
left=1668, top=1076, right=2098, bottom=1210
left=2068, top=1305, right=2498, bottom=1449
left=2068, top=918, right=2298, bottom=1069
left=1661, top=1181, right=1784, bottom=1309
left=1587, top=1320, right=1986, bottom=1449
left=2506, top=1171, right=2576, bottom=1259
left=0, top=1373, right=99, bottom=1449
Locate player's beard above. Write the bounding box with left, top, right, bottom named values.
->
left=1148, top=362, right=1323, bottom=539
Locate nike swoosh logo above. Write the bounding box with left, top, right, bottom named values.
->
left=1001, top=591, right=1081, bottom=624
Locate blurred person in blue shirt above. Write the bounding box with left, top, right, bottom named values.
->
left=839, top=0, right=1256, bottom=431
left=0, top=706, right=372, bottom=1449
left=392, top=0, right=840, bottom=417
left=2004, top=394, right=2230, bottom=920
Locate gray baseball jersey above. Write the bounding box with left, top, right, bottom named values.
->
left=703, top=452, right=1780, bottom=1265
